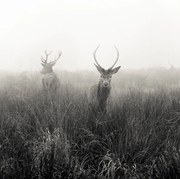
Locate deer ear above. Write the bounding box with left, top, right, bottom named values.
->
left=110, top=66, right=121, bottom=74
left=94, top=64, right=105, bottom=74
left=41, top=63, right=45, bottom=67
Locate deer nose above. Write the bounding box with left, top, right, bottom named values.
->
left=103, top=81, right=109, bottom=87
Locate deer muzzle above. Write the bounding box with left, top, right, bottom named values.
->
left=103, top=81, right=109, bottom=88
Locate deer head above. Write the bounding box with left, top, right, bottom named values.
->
left=94, top=45, right=121, bottom=88
left=40, top=51, right=62, bottom=74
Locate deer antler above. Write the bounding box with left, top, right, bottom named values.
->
left=108, top=46, right=119, bottom=70
left=41, top=51, right=52, bottom=65
left=50, top=51, right=62, bottom=64
left=41, top=57, right=47, bottom=66
left=93, top=45, right=104, bottom=69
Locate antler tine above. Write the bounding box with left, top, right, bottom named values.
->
left=41, top=56, right=47, bottom=64
left=45, top=50, right=52, bottom=56
left=41, top=50, right=52, bottom=66
left=45, top=50, right=52, bottom=61
left=109, top=46, right=119, bottom=70
left=50, top=51, right=62, bottom=64
left=41, top=50, right=52, bottom=64
left=41, top=57, right=45, bottom=62
left=93, top=45, right=103, bottom=69
left=54, top=51, right=62, bottom=61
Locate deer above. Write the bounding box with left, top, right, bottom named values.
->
left=40, top=51, right=62, bottom=94
left=89, top=46, right=121, bottom=114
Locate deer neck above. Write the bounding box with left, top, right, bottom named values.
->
left=47, top=69, right=53, bottom=73
left=43, top=70, right=54, bottom=75
left=97, top=81, right=111, bottom=103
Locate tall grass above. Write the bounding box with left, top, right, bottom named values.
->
left=0, top=69, right=180, bottom=178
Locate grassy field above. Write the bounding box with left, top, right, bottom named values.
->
left=0, top=68, right=180, bottom=178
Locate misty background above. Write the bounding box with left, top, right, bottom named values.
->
left=0, top=0, right=180, bottom=72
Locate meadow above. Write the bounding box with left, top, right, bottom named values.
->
left=0, top=67, right=180, bottom=178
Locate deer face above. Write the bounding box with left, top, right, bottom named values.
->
left=95, top=65, right=121, bottom=88
left=40, top=51, right=62, bottom=74
left=100, top=73, right=112, bottom=88
left=94, top=46, right=121, bottom=88
left=41, top=63, right=54, bottom=74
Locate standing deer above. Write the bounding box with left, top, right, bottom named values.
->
left=40, top=51, right=62, bottom=93
left=89, top=46, right=121, bottom=113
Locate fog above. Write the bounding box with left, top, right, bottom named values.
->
left=0, top=0, right=180, bottom=72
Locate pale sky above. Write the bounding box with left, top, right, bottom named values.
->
left=0, top=0, right=180, bottom=71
